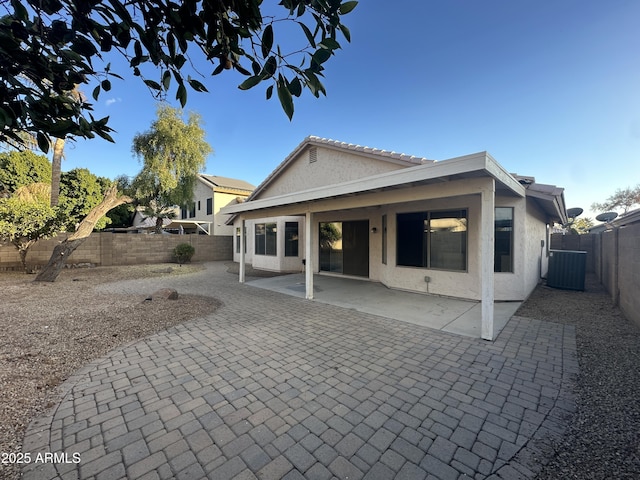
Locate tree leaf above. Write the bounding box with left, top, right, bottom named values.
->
left=261, top=56, right=277, bottom=79
left=144, top=79, right=162, bottom=91
left=261, top=24, right=273, bottom=58
left=339, top=1, right=358, bottom=15
left=266, top=85, right=273, bottom=100
left=238, top=75, right=262, bottom=91
left=319, top=38, right=340, bottom=50
left=277, top=77, right=294, bottom=120
left=92, top=85, right=100, bottom=101
left=36, top=132, right=50, bottom=154
left=101, top=79, right=111, bottom=91
left=176, top=84, right=187, bottom=107
left=288, top=77, right=302, bottom=97
left=339, top=23, right=351, bottom=42
left=187, top=77, right=208, bottom=92
left=311, top=48, right=332, bottom=66
left=162, top=70, right=171, bottom=90
left=299, top=22, right=316, bottom=48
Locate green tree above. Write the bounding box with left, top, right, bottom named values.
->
left=0, top=183, right=64, bottom=271
left=59, top=168, right=112, bottom=231
left=106, top=175, right=136, bottom=228
left=132, top=104, right=212, bottom=233
left=1, top=0, right=358, bottom=151
left=591, top=185, right=640, bottom=215
left=569, top=217, right=594, bottom=235
left=0, top=151, right=52, bottom=193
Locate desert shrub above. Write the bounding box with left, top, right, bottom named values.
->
left=173, top=243, right=195, bottom=265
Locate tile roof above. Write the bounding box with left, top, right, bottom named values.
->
left=306, top=136, right=433, bottom=165
left=199, top=174, right=255, bottom=192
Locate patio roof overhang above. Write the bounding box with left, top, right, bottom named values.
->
left=222, top=152, right=525, bottom=221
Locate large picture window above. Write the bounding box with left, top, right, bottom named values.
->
left=397, top=209, right=467, bottom=271
left=495, top=207, right=514, bottom=272
left=285, top=222, right=299, bottom=257
left=255, top=223, right=277, bottom=256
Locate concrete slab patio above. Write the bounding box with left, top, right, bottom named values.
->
left=22, top=262, right=577, bottom=480
left=246, top=273, right=522, bottom=338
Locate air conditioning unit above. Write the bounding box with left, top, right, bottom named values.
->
left=547, top=250, right=587, bottom=291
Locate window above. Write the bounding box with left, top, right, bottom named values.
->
left=396, top=210, right=467, bottom=271
left=206, top=198, right=212, bottom=215
left=495, top=207, right=514, bottom=272
left=181, top=208, right=187, bottom=220
left=285, top=222, right=299, bottom=257
left=189, top=202, right=196, bottom=218
left=197, top=200, right=201, bottom=211
left=255, top=223, right=277, bottom=256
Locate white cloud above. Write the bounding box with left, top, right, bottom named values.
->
left=105, top=97, right=121, bottom=107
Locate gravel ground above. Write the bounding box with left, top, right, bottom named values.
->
left=517, top=275, right=640, bottom=479
left=1, top=265, right=639, bottom=480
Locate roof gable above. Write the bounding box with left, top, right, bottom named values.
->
left=198, top=174, right=255, bottom=195
left=249, top=136, right=434, bottom=201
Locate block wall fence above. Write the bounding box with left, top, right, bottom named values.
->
left=551, top=223, right=640, bottom=328
left=0, top=233, right=233, bottom=271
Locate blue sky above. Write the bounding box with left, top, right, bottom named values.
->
left=61, top=0, right=639, bottom=221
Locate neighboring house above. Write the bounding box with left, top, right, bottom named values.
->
left=131, top=174, right=255, bottom=234
left=222, top=136, right=567, bottom=340
left=179, top=174, right=255, bottom=235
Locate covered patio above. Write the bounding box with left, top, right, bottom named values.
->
left=246, top=273, right=522, bottom=339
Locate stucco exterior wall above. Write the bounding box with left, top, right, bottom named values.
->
left=187, top=181, right=248, bottom=236
left=522, top=199, right=549, bottom=299
left=213, top=191, right=242, bottom=236
left=258, top=146, right=409, bottom=199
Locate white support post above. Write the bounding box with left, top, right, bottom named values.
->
left=305, top=211, right=314, bottom=299
left=239, top=219, right=246, bottom=284
left=480, top=180, right=495, bottom=340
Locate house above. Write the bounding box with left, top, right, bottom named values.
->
left=221, top=136, right=567, bottom=340
left=131, top=174, right=255, bottom=234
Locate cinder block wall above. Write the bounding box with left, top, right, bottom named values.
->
left=549, top=233, right=596, bottom=273
left=551, top=228, right=640, bottom=328
left=0, top=233, right=232, bottom=271
left=618, top=224, right=640, bottom=327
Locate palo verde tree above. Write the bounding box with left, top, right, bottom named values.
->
left=132, top=104, right=212, bottom=234
left=1, top=0, right=358, bottom=151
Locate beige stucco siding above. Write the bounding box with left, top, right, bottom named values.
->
left=523, top=200, right=550, bottom=296
left=189, top=180, right=214, bottom=222
left=258, top=147, right=409, bottom=199
left=213, top=191, right=241, bottom=236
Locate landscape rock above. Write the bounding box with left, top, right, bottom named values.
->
left=151, top=288, right=179, bottom=300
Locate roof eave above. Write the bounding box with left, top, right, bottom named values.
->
left=223, top=152, right=526, bottom=218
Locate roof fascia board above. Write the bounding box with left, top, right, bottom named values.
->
left=223, top=152, right=521, bottom=215
left=232, top=177, right=492, bottom=221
